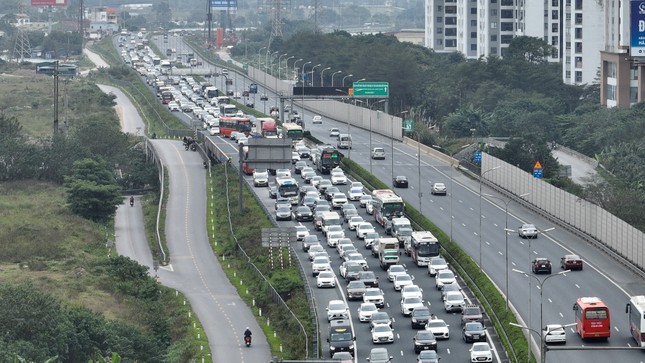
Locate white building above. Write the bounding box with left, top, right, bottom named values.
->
left=425, top=0, right=604, bottom=87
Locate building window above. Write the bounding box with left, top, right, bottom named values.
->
left=437, top=39, right=443, bottom=45
left=566, top=70, right=571, bottom=79
left=575, top=0, right=582, bottom=10
left=445, top=17, right=457, bottom=24
left=437, top=28, right=443, bottom=34
left=552, top=0, right=558, bottom=6
left=446, top=39, right=457, bottom=47
left=606, top=84, right=616, bottom=100
left=471, top=7, right=477, bottom=14
left=437, top=16, right=443, bottom=23
left=552, top=23, right=558, bottom=32
left=471, top=44, right=477, bottom=51
left=437, top=5, right=443, bottom=11
left=565, top=56, right=571, bottom=64
left=551, top=36, right=558, bottom=45
left=630, top=87, right=638, bottom=103
left=575, top=42, right=582, bottom=53
left=606, top=61, right=616, bottom=78
left=575, top=56, right=582, bottom=68
left=566, top=13, right=571, bottom=21
left=551, top=48, right=558, bottom=58
left=491, top=0, right=497, bottom=3
left=490, top=21, right=497, bottom=29
left=500, top=47, right=508, bottom=57
left=491, top=34, right=498, bottom=41
left=501, top=10, right=514, bottom=18
left=501, top=35, right=513, bottom=44
left=575, top=71, right=582, bottom=82
left=575, top=13, right=582, bottom=25
left=490, top=9, right=498, bottom=16
left=575, top=28, right=582, bottom=39
left=445, top=28, right=457, bottom=36
left=630, top=64, right=639, bottom=80
left=471, top=31, right=477, bottom=38
left=566, top=41, right=571, bottom=49
left=501, top=0, right=513, bottom=5
left=445, top=6, right=457, bottom=13
left=491, top=46, right=498, bottom=54
left=501, top=22, right=514, bottom=31
left=552, top=10, right=558, bottom=20
left=471, top=20, right=477, bottom=26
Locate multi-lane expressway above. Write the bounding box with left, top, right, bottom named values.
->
left=147, top=33, right=645, bottom=363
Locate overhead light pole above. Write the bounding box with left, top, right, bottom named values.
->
left=479, top=166, right=501, bottom=271
left=280, top=55, right=293, bottom=80
left=310, top=64, right=322, bottom=87
left=368, top=99, right=387, bottom=174
left=320, top=67, right=331, bottom=87
left=342, top=74, right=353, bottom=86
left=293, top=59, right=304, bottom=82
left=484, top=192, right=530, bottom=312
left=331, top=70, right=342, bottom=87
left=257, top=46, right=266, bottom=68
left=336, top=88, right=352, bottom=159
left=511, top=268, right=569, bottom=363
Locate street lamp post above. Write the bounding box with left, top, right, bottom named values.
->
left=479, top=166, right=501, bottom=271
left=293, top=59, right=303, bottom=82
left=301, top=61, right=312, bottom=85
left=368, top=99, right=387, bottom=174
left=484, top=192, right=530, bottom=312
left=407, top=129, right=423, bottom=214
left=281, top=56, right=294, bottom=80
left=320, top=67, right=331, bottom=86
left=278, top=53, right=289, bottom=79
left=310, top=64, right=322, bottom=86
left=511, top=268, right=569, bottom=363
left=342, top=74, right=353, bottom=87
left=257, top=46, right=266, bottom=68
left=395, top=111, right=408, bottom=182
left=336, top=88, right=352, bottom=159
left=331, top=71, right=342, bottom=87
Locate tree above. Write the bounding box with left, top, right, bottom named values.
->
left=442, top=105, right=490, bottom=138
left=64, top=159, right=122, bottom=222
left=505, top=36, right=553, bottom=64
left=488, top=136, right=560, bottom=179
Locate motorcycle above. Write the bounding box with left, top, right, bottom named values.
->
left=190, top=143, right=197, bottom=151
left=129, top=198, right=134, bottom=207
left=184, top=144, right=189, bottom=151
left=244, top=336, right=251, bottom=347
left=203, top=161, right=208, bottom=169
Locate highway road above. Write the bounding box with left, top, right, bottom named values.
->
left=147, top=34, right=645, bottom=363
left=104, top=82, right=270, bottom=362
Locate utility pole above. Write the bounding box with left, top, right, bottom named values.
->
left=79, top=0, right=85, bottom=53
left=207, top=0, right=212, bottom=47
left=53, top=61, right=59, bottom=134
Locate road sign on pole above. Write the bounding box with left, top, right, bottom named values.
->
left=533, top=160, right=543, bottom=178
left=403, top=119, right=414, bottom=131
left=352, top=82, right=389, bottom=97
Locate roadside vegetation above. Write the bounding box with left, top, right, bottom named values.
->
left=0, top=67, right=205, bottom=361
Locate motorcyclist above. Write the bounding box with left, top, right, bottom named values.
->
left=244, top=327, right=252, bottom=339
left=129, top=196, right=134, bottom=206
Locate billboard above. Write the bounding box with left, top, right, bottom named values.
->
left=32, top=0, right=67, bottom=6
left=210, top=0, right=237, bottom=10
left=631, top=0, right=645, bottom=56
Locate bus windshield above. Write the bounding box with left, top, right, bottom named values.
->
left=279, top=184, right=298, bottom=197
left=383, top=202, right=404, bottom=217
left=286, top=129, right=303, bottom=140
left=586, top=309, right=608, bottom=319
left=416, top=243, right=438, bottom=257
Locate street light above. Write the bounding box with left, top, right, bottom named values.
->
left=356, top=78, right=366, bottom=83
left=257, top=46, right=266, bottom=68
left=292, top=58, right=303, bottom=82
left=320, top=67, right=331, bottom=86
left=310, top=64, right=322, bottom=86
left=406, top=129, right=423, bottom=214
left=479, top=166, right=502, bottom=271
left=484, top=192, right=530, bottom=312
left=281, top=56, right=294, bottom=80
left=300, top=61, right=312, bottom=85
left=278, top=53, right=289, bottom=79
left=331, top=71, right=342, bottom=87
left=368, top=99, right=387, bottom=174
left=511, top=268, right=569, bottom=363
left=394, top=110, right=408, bottom=182
left=342, top=74, right=353, bottom=86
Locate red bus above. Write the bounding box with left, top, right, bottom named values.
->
left=219, top=116, right=252, bottom=137
left=257, top=117, right=278, bottom=138
left=573, top=297, right=611, bottom=339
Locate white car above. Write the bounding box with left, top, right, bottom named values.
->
left=347, top=187, right=364, bottom=201
left=393, top=273, right=414, bottom=291
left=312, top=115, right=323, bottom=124
left=331, top=172, right=347, bottom=185
left=359, top=194, right=373, bottom=207
left=339, top=245, right=358, bottom=261
left=400, top=285, right=424, bottom=301
left=425, top=318, right=450, bottom=339
left=518, top=223, right=538, bottom=238
left=543, top=324, right=568, bottom=344
left=430, top=182, right=447, bottom=195
left=371, top=147, right=386, bottom=159
left=311, top=256, right=331, bottom=276
left=371, top=324, right=394, bottom=344
left=387, top=265, right=408, bottom=282
left=356, top=222, right=376, bottom=239
left=276, top=168, right=291, bottom=178
left=363, top=288, right=385, bottom=308
left=325, top=224, right=344, bottom=237
left=469, top=342, right=493, bottom=362
left=327, top=231, right=345, bottom=247
left=332, top=193, right=348, bottom=208
left=364, top=232, right=380, bottom=248
left=208, top=125, right=220, bottom=135
left=435, top=269, right=456, bottom=290
left=350, top=181, right=363, bottom=189
left=336, top=238, right=353, bottom=254
left=326, top=300, right=349, bottom=321
left=310, top=176, right=323, bottom=188
left=357, top=302, right=379, bottom=322
left=291, top=151, right=300, bottom=164
left=308, top=244, right=325, bottom=260
left=252, top=170, right=269, bottom=187
left=427, top=256, right=449, bottom=276
left=400, top=296, right=425, bottom=316
left=346, top=252, right=368, bottom=269
left=168, top=101, right=179, bottom=111
left=329, top=128, right=340, bottom=137
left=316, top=270, right=336, bottom=288
left=443, top=291, right=466, bottom=312
left=348, top=216, right=364, bottom=231
left=294, top=225, right=310, bottom=240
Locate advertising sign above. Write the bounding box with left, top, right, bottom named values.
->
left=210, top=0, right=237, bottom=10
left=31, top=0, right=67, bottom=6
left=631, top=0, right=645, bottom=56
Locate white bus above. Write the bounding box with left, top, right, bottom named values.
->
left=219, top=104, right=238, bottom=117
left=626, top=295, right=645, bottom=346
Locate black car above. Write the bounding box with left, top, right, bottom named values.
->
left=462, top=322, right=487, bottom=343
left=346, top=280, right=367, bottom=301
left=410, top=306, right=432, bottom=329
left=293, top=206, right=313, bottom=222
left=531, top=257, right=552, bottom=274
left=358, top=270, right=379, bottom=288
left=325, top=187, right=341, bottom=201
left=260, top=94, right=269, bottom=101
left=393, top=175, right=409, bottom=188
left=413, top=330, right=437, bottom=353
left=269, top=184, right=278, bottom=199
left=302, top=235, right=320, bottom=252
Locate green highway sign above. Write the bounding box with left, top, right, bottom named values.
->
left=352, top=82, right=389, bottom=97
left=403, top=119, right=414, bottom=131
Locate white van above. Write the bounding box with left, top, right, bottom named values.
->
left=337, top=134, right=352, bottom=149
left=321, top=212, right=342, bottom=234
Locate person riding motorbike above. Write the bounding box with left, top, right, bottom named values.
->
left=244, top=327, right=252, bottom=338
left=129, top=196, right=134, bottom=206
left=244, top=327, right=252, bottom=346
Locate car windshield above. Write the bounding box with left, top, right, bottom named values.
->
left=438, top=271, right=454, bottom=278
left=397, top=275, right=412, bottom=282
left=466, top=322, right=483, bottom=331
left=313, top=257, right=329, bottom=263
left=370, top=351, right=389, bottom=360
left=365, top=290, right=381, bottom=296
left=473, top=344, right=489, bottom=352
left=427, top=320, right=445, bottom=328
left=348, top=281, right=365, bottom=288
left=296, top=226, right=308, bottom=232
left=431, top=258, right=446, bottom=265
left=416, top=331, right=434, bottom=339
left=390, top=266, right=405, bottom=273
left=319, top=271, right=333, bottom=278
left=329, top=302, right=345, bottom=310
left=413, top=309, right=430, bottom=316
left=405, top=297, right=422, bottom=304
left=362, top=304, right=377, bottom=312
left=361, top=272, right=376, bottom=279
left=374, top=325, right=390, bottom=332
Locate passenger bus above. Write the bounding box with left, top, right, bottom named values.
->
left=219, top=116, right=252, bottom=137
left=626, top=295, right=645, bottom=346
left=282, top=122, right=304, bottom=144
left=315, top=146, right=341, bottom=174
left=204, top=86, right=219, bottom=99
left=257, top=118, right=278, bottom=138
left=277, top=177, right=299, bottom=204
left=573, top=297, right=611, bottom=339
left=160, top=90, right=173, bottom=104
left=220, top=104, right=238, bottom=117
left=371, top=189, right=405, bottom=228
left=410, top=231, right=440, bottom=266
